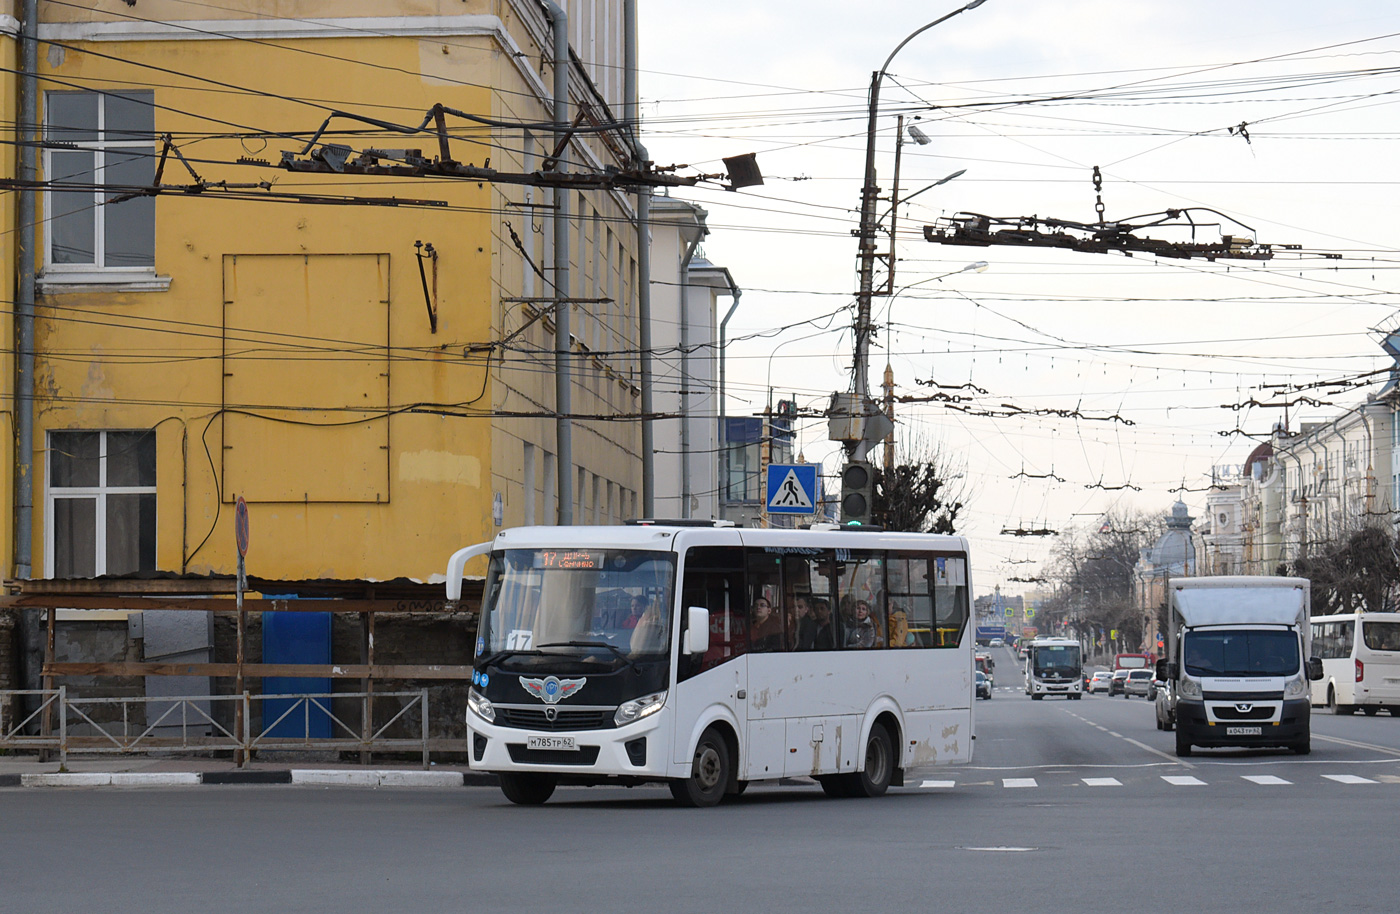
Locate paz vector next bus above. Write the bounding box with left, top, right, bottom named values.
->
left=446, top=521, right=975, bottom=807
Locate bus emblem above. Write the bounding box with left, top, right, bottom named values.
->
left=521, top=676, right=586, bottom=704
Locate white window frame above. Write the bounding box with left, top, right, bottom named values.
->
left=41, top=90, right=169, bottom=293
left=45, top=429, right=158, bottom=579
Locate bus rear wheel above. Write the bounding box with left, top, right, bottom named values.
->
left=498, top=772, right=557, bottom=806
left=850, top=723, right=894, bottom=798
left=670, top=727, right=730, bottom=808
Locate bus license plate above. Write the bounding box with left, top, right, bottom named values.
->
left=527, top=735, right=577, bottom=751
left=1225, top=726, right=1262, bottom=736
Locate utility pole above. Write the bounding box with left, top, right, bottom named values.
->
left=832, top=1, right=987, bottom=522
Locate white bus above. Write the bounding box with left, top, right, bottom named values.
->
left=1024, top=637, right=1083, bottom=699
left=446, top=521, right=974, bottom=807
left=1310, top=612, right=1400, bottom=716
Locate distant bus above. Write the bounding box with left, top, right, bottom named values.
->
left=1026, top=638, right=1083, bottom=699
left=447, top=522, right=975, bottom=807
left=1310, top=612, right=1400, bottom=716
left=1113, top=652, right=1155, bottom=671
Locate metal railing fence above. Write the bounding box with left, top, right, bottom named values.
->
left=0, top=689, right=431, bottom=769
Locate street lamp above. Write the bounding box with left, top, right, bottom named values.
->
left=834, top=0, right=989, bottom=484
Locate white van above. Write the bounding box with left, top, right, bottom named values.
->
left=1310, top=612, right=1400, bottom=716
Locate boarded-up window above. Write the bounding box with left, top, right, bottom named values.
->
left=221, top=253, right=390, bottom=503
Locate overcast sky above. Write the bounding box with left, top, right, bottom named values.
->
left=639, top=1, right=1400, bottom=596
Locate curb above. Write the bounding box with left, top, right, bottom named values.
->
left=3, top=769, right=497, bottom=789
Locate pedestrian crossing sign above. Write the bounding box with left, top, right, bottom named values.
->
left=766, top=463, right=819, bottom=515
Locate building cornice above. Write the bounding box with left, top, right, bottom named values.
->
left=39, top=15, right=551, bottom=104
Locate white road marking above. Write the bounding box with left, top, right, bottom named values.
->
left=920, top=780, right=956, bottom=789
left=1162, top=775, right=1207, bottom=786
left=1082, top=777, right=1122, bottom=787
left=1242, top=775, right=1291, bottom=785
left=1002, top=777, right=1038, bottom=788
left=1313, top=733, right=1400, bottom=758
left=1322, top=774, right=1377, bottom=785
left=1108, top=731, right=1123, bottom=738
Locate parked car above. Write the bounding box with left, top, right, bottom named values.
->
left=1109, top=669, right=1132, bottom=695
left=1123, top=668, right=1155, bottom=698
left=1087, top=671, right=1113, bottom=694
left=975, top=670, right=992, bottom=700
left=1154, top=676, right=1176, bottom=730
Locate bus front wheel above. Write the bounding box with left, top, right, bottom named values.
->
left=670, top=727, right=730, bottom=808
left=498, top=772, right=557, bottom=806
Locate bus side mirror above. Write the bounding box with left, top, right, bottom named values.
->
left=1307, top=657, right=1324, bottom=681
left=687, top=607, right=710, bottom=655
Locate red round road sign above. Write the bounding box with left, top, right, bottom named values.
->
left=235, top=496, right=250, bottom=557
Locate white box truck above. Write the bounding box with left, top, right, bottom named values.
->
left=1159, top=576, right=1323, bottom=757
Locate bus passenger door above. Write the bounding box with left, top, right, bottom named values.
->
left=672, top=544, right=749, bottom=770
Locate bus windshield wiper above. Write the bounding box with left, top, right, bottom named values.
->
left=537, top=641, right=636, bottom=670
left=477, top=648, right=555, bottom=667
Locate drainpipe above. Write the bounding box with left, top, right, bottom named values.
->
left=16, top=0, right=38, bottom=579
left=542, top=1, right=572, bottom=524
left=717, top=285, right=742, bottom=516
left=678, top=234, right=701, bottom=517
left=14, top=0, right=38, bottom=706
left=624, top=0, right=654, bottom=518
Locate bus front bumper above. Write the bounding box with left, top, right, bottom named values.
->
left=466, top=710, right=671, bottom=780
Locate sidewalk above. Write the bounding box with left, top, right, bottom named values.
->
left=0, top=752, right=496, bottom=788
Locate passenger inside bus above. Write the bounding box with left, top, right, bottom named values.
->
left=846, top=600, right=879, bottom=649
left=789, top=593, right=818, bottom=651
left=811, top=599, right=836, bottom=650
left=627, top=597, right=665, bottom=655
left=886, top=600, right=911, bottom=648
left=750, top=596, right=784, bottom=652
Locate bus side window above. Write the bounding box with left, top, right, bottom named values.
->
left=931, top=556, right=969, bottom=648
left=678, top=546, right=747, bottom=682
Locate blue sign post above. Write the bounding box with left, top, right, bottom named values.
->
left=766, top=464, right=819, bottom=516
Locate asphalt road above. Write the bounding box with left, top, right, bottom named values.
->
left=6, top=643, right=1399, bottom=913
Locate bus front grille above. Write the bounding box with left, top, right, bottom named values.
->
left=497, top=707, right=614, bottom=731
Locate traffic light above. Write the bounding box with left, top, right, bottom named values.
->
left=840, top=459, right=874, bottom=525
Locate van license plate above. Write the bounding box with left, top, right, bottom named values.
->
left=527, top=736, right=577, bottom=751
left=1225, top=726, right=1262, bottom=736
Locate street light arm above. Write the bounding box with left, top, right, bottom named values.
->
left=851, top=0, right=988, bottom=406
left=877, top=1, right=986, bottom=83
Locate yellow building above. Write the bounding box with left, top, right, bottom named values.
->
left=5, top=0, right=645, bottom=590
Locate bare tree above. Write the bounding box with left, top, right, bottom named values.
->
left=1290, top=526, right=1400, bottom=615
left=872, top=434, right=969, bottom=534
left=1040, top=507, right=1166, bottom=650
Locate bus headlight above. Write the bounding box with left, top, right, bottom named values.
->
left=1178, top=677, right=1201, bottom=700
left=468, top=689, right=495, bottom=723
left=1284, top=676, right=1308, bottom=700
left=614, top=691, right=667, bottom=727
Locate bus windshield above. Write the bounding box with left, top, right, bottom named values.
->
left=1033, top=645, right=1080, bottom=674
left=1183, top=630, right=1299, bottom=677
left=481, top=548, right=676, bottom=669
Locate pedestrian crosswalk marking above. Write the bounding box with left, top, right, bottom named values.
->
left=910, top=772, right=1394, bottom=792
